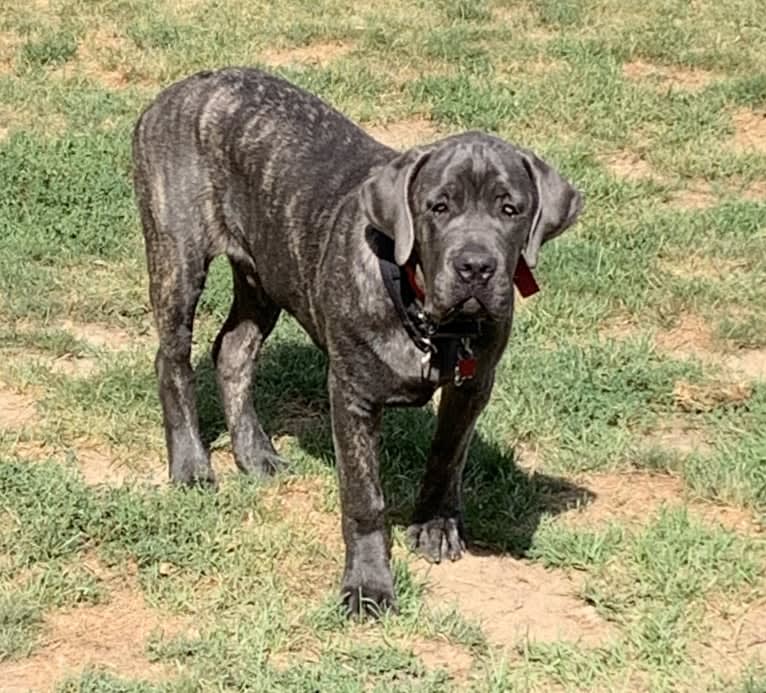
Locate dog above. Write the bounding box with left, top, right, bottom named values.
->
left=132, top=67, right=583, bottom=615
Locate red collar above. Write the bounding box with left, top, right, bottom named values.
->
left=403, top=256, right=540, bottom=301
left=512, top=255, right=540, bottom=298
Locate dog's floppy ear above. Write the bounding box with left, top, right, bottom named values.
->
left=521, top=149, right=583, bottom=268
left=359, top=148, right=432, bottom=266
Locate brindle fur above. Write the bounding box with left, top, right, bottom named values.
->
left=132, top=68, right=582, bottom=614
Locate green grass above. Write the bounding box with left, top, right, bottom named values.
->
left=1, top=0, right=765, bottom=690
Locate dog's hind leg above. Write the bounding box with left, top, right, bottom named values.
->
left=142, top=217, right=215, bottom=486
left=212, top=263, right=284, bottom=476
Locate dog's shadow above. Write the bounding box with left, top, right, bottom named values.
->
left=195, top=337, right=593, bottom=557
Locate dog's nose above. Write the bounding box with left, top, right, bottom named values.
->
left=453, top=248, right=497, bottom=284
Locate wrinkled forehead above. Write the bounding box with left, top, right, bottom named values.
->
left=416, top=140, right=533, bottom=196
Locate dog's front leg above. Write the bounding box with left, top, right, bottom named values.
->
left=408, top=373, right=495, bottom=563
left=328, top=370, right=395, bottom=616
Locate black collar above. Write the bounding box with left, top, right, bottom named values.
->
left=367, top=227, right=481, bottom=384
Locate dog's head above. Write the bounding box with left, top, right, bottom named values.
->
left=360, top=133, right=583, bottom=323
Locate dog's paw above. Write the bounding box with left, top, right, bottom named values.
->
left=170, top=458, right=217, bottom=487
left=407, top=516, right=466, bottom=563
left=236, top=450, right=288, bottom=478
left=341, top=568, right=397, bottom=619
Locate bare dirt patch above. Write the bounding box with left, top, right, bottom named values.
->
left=498, top=57, right=564, bottom=79
left=492, top=7, right=555, bottom=42
left=623, top=59, right=719, bottom=92
left=0, top=30, right=22, bottom=75
left=731, top=108, right=766, bottom=154
left=667, top=178, right=766, bottom=208
left=658, top=254, right=746, bottom=281
left=638, top=416, right=711, bottom=456
left=562, top=472, right=761, bottom=535
left=52, top=27, right=154, bottom=90
left=696, top=598, right=766, bottom=678
left=609, top=313, right=766, bottom=384
left=673, top=379, right=752, bottom=413
left=724, top=349, right=766, bottom=381
left=0, top=388, right=38, bottom=429
left=599, top=150, right=658, bottom=182
left=260, top=41, right=354, bottom=68
left=0, top=103, right=65, bottom=138
left=0, top=582, right=191, bottom=692
left=262, top=476, right=342, bottom=599
left=9, top=438, right=165, bottom=486
left=655, top=313, right=717, bottom=356
left=410, top=637, right=474, bottom=681
left=742, top=180, right=766, bottom=201
left=265, top=477, right=340, bottom=547
left=7, top=346, right=100, bottom=378
left=666, top=185, right=718, bottom=210
left=364, top=118, right=442, bottom=150
left=415, top=552, right=615, bottom=649
left=74, top=443, right=165, bottom=486
left=563, top=472, right=685, bottom=528
left=61, top=319, right=137, bottom=350
left=48, top=354, right=99, bottom=377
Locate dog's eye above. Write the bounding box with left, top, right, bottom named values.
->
left=502, top=203, right=519, bottom=217
left=432, top=202, right=449, bottom=214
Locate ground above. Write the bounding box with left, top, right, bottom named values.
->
left=0, top=0, right=765, bottom=691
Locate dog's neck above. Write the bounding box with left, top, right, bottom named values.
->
left=367, top=226, right=482, bottom=386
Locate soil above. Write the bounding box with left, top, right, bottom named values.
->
left=0, top=581, right=191, bottom=693
left=0, top=388, right=38, bottom=429
left=364, top=118, right=442, bottom=150
left=414, top=551, right=616, bottom=650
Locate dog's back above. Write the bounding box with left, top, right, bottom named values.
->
left=132, top=67, right=392, bottom=334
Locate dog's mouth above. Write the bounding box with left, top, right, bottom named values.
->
left=451, top=296, right=488, bottom=318
left=433, top=295, right=493, bottom=325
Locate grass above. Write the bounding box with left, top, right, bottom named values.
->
left=0, top=0, right=765, bottom=690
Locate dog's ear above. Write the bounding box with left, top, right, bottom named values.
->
left=520, top=149, right=583, bottom=268
left=359, top=148, right=432, bottom=266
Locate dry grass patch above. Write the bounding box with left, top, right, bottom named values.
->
left=260, top=41, right=354, bottom=68
left=731, top=108, right=766, bottom=154
left=623, top=59, right=719, bottom=92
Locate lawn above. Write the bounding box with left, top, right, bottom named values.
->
left=0, top=0, right=765, bottom=691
